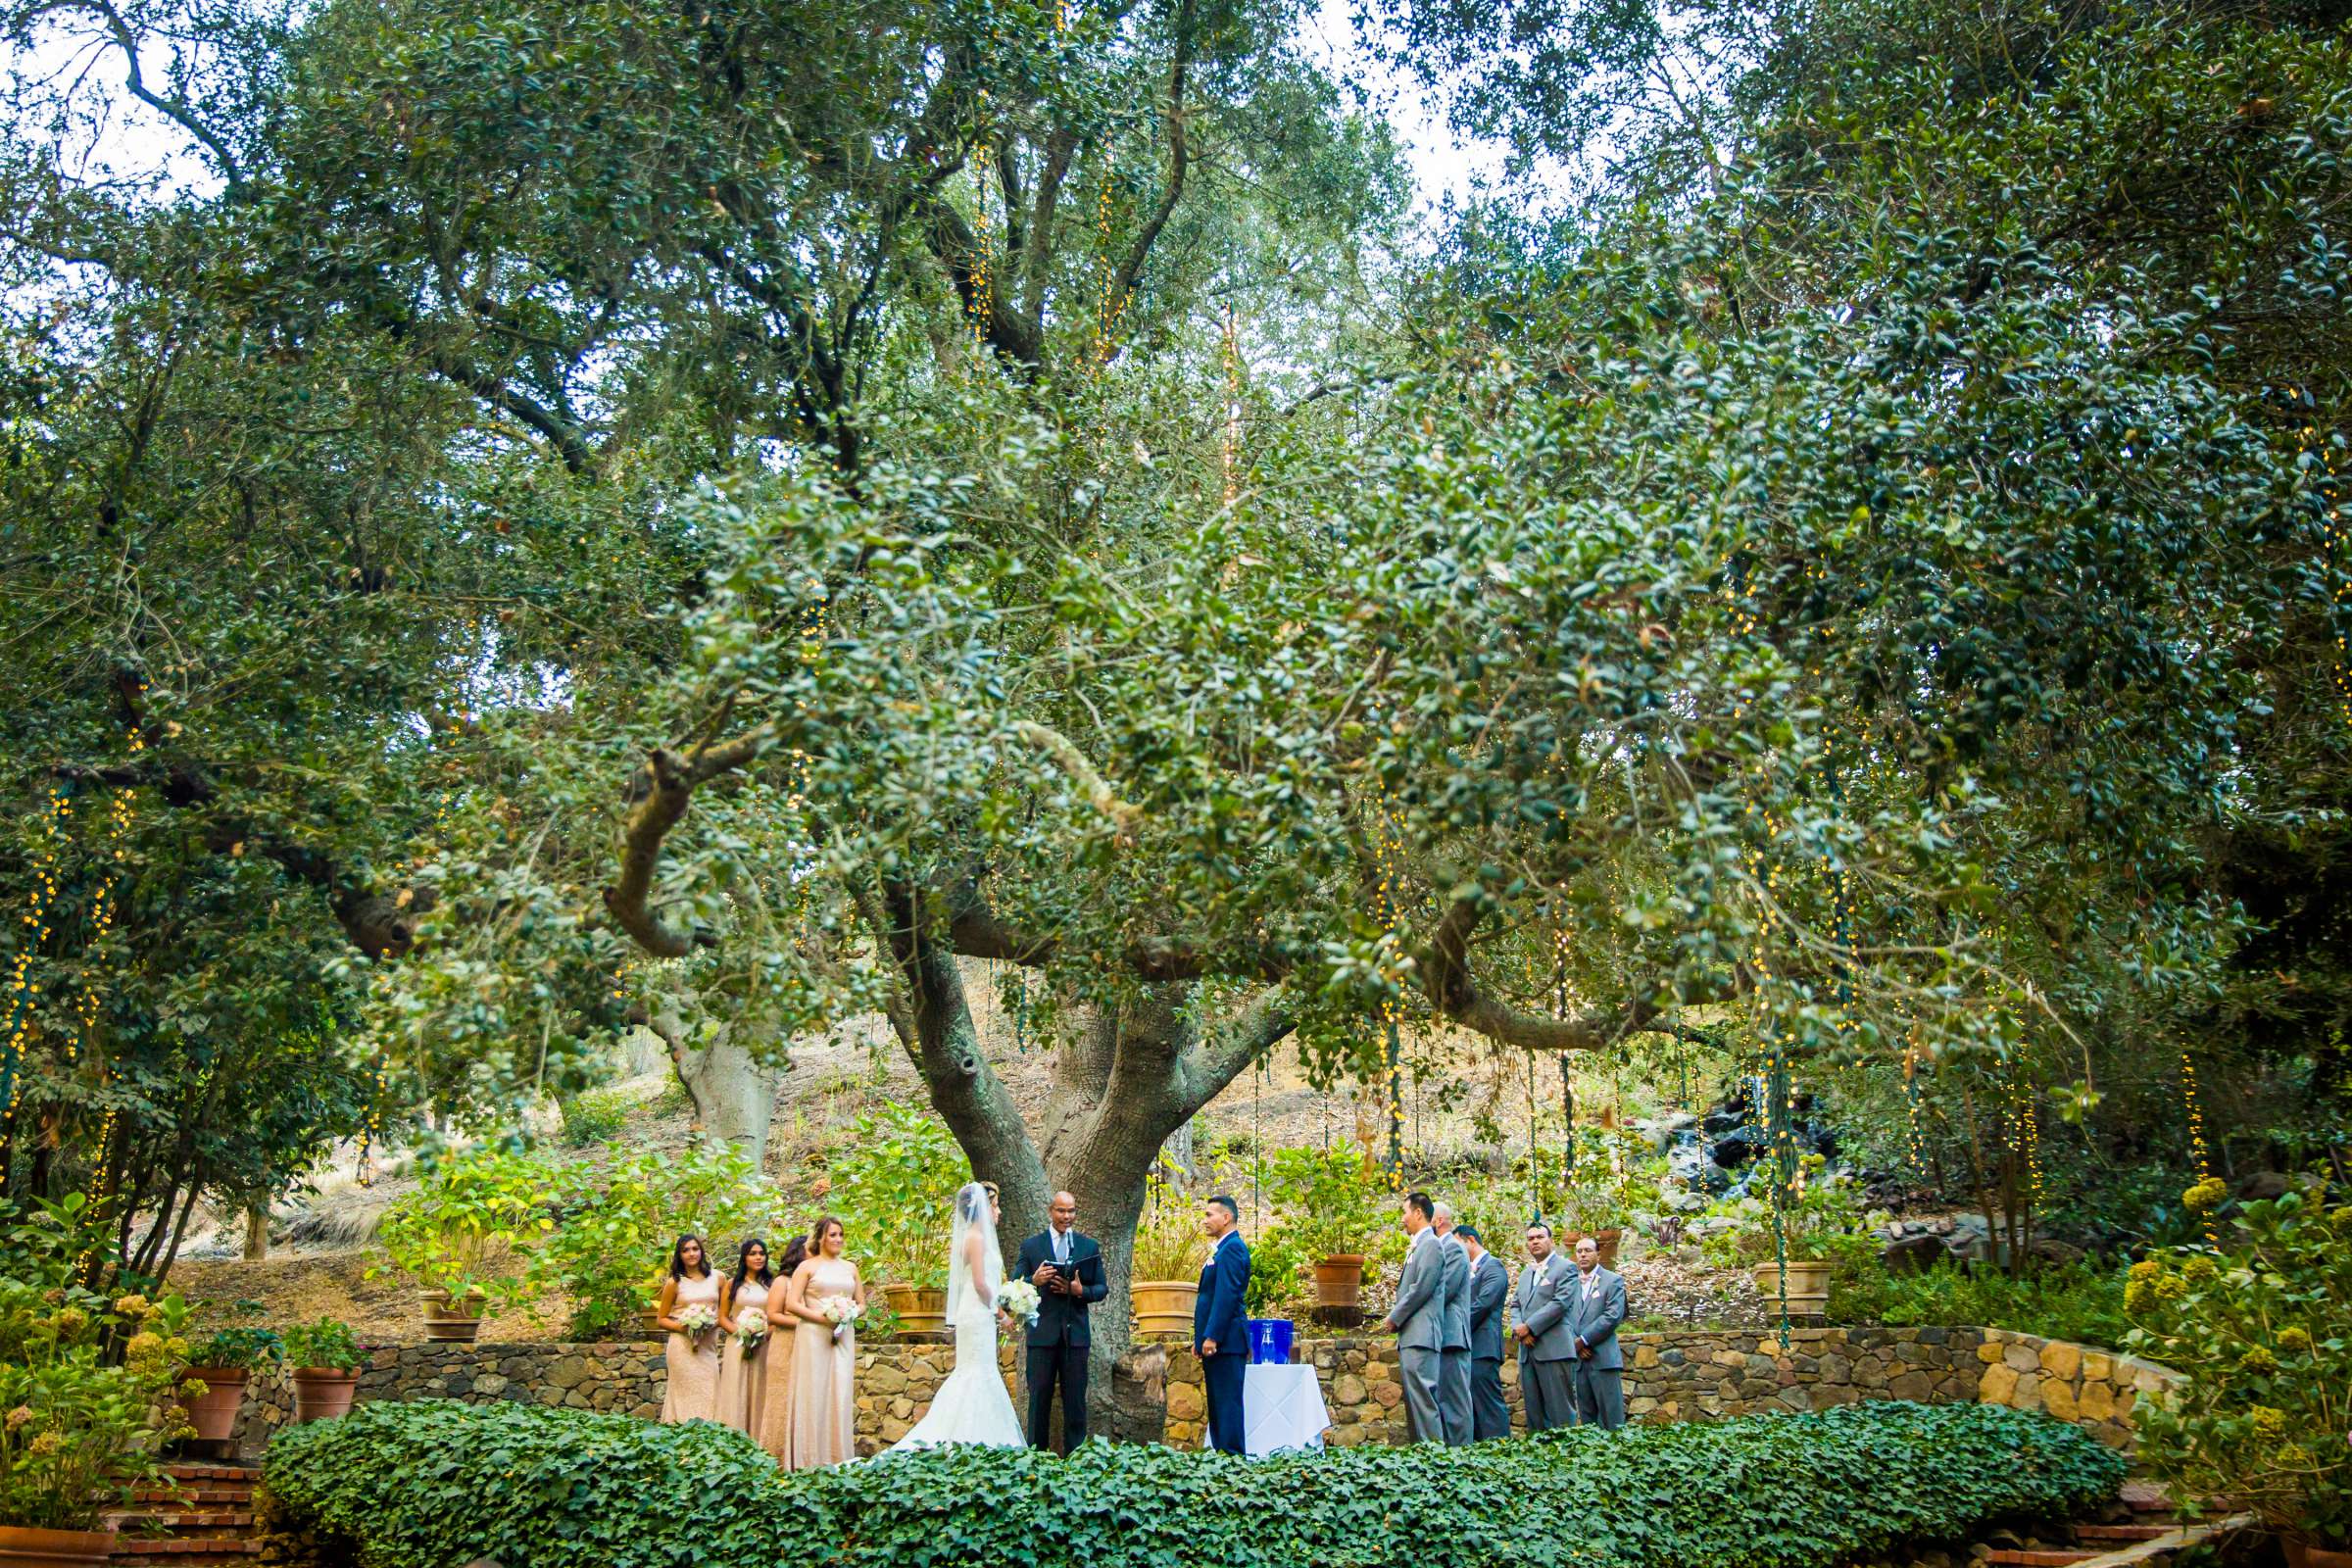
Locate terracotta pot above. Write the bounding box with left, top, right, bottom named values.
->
left=1570, top=1228, right=1622, bottom=1270
left=1311, top=1254, right=1366, bottom=1310
left=181, top=1366, right=250, bottom=1445
left=637, top=1305, right=665, bottom=1340
left=2286, top=1541, right=2352, bottom=1568
left=1751, top=1257, right=1833, bottom=1318
left=881, top=1283, right=948, bottom=1335
left=418, top=1288, right=486, bottom=1343
left=1129, top=1280, right=1200, bottom=1338
left=290, top=1367, right=361, bottom=1423
left=0, top=1524, right=116, bottom=1567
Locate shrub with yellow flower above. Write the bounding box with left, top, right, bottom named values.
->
left=2127, top=1184, right=2348, bottom=1554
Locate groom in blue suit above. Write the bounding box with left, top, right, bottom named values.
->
left=1194, top=1194, right=1251, bottom=1455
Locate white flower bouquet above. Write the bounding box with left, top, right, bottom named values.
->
left=820, top=1297, right=864, bottom=1345
left=998, top=1278, right=1042, bottom=1327
left=676, top=1302, right=718, bottom=1338
left=734, top=1312, right=769, bottom=1350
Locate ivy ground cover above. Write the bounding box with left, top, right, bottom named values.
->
left=264, top=1397, right=2125, bottom=1568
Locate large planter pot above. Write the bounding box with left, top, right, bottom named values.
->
left=882, top=1283, right=948, bottom=1336
left=1310, top=1254, right=1365, bottom=1310
left=2286, top=1542, right=2352, bottom=1568
left=0, top=1525, right=116, bottom=1567
left=1130, top=1280, right=1200, bottom=1338
left=181, top=1366, right=250, bottom=1445
left=418, top=1288, right=485, bottom=1343
left=290, top=1367, right=361, bottom=1423
left=1573, top=1228, right=1622, bottom=1270
left=1751, top=1257, right=1832, bottom=1318
left=637, top=1305, right=665, bottom=1340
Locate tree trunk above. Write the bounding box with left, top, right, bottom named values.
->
left=244, top=1197, right=270, bottom=1261
left=648, top=1003, right=785, bottom=1165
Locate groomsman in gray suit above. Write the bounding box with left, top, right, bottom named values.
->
left=1457, top=1225, right=1509, bottom=1441
left=1383, top=1192, right=1446, bottom=1444
left=1566, top=1234, right=1628, bottom=1429
left=1430, top=1203, right=1472, bottom=1446
left=1511, top=1222, right=1578, bottom=1433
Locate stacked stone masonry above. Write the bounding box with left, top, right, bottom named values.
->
left=234, top=1326, right=2175, bottom=1455
left=1158, top=1327, right=2177, bottom=1451
left=235, top=1334, right=1019, bottom=1457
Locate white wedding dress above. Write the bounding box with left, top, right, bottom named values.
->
left=886, top=1182, right=1026, bottom=1452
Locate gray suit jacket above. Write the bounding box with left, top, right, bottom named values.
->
left=1387, top=1230, right=1445, bottom=1351
left=1568, top=1265, right=1628, bottom=1371
left=1514, top=1250, right=1578, bottom=1362
left=1465, top=1251, right=1507, bottom=1361
left=1437, top=1233, right=1470, bottom=1352
left=1467, top=1250, right=1505, bottom=1363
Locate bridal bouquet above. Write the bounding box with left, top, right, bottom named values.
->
left=676, top=1302, right=718, bottom=1338
left=734, top=1312, right=768, bottom=1350
left=998, top=1278, right=1042, bottom=1327
left=820, top=1297, right=864, bottom=1345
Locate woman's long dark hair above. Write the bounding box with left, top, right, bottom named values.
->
left=668, top=1233, right=709, bottom=1280
left=731, top=1237, right=774, bottom=1292
left=777, top=1230, right=810, bottom=1279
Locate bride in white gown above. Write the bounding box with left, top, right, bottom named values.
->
left=887, top=1180, right=1027, bottom=1451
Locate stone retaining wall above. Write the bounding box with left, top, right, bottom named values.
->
left=235, top=1335, right=1018, bottom=1458
left=1160, top=1327, right=2179, bottom=1450
left=234, top=1326, right=2177, bottom=1456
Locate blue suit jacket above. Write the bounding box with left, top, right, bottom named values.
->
left=1194, top=1230, right=1250, bottom=1356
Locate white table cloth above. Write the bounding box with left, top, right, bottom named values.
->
left=1243, top=1361, right=1331, bottom=1456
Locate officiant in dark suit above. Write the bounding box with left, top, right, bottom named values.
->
left=1016, top=1190, right=1108, bottom=1452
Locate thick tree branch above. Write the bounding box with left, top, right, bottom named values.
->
left=1009, top=719, right=1143, bottom=840
left=1097, top=0, right=1196, bottom=367
left=1414, top=892, right=1694, bottom=1052
left=602, top=726, right=775, bottom=958
left=84, top=0, right=247, bottom=198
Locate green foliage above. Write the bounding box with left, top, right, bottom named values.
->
left=1242, top=1227, right=1310, bottom=1315
left=0, top=1203, right=198, bottom=1530
left=1700, top=1169, right=1886, bottom=1267
left=525, top=1140, right=777, bottom=1341
left=1131, top=1164, right=1212, bottom=1281
left=265, top=1396, right=2126, bottom=1568
left=1260, top=1141, right=1389, bottom=1262
left=371, top=1147, right=556, bottom=1308
left=823, top=1106, right=972, bottom=1292
left=189, top=1325, right=285, bottom=1373
left=557, top=1087, right=634, bottom=1149
left=280, top=1317, right=363, bottom=1373
left=2126, top=1186, right=2350, bottom=1548
left=1831, top=1260, right=2131, bottom=1348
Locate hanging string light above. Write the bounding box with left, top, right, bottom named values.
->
left=1369, top=785, right=1407, bottom=1184
left=968, top=131, right=994, bottom=350
left=4, top=788, right=72, bottom=1118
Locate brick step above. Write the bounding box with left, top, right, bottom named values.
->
left=2118, top=1482, right=2172, bottom=1514
left=110, top=1539, right=260, bottom=1560
left=1983, top=1551, right=2101, bottom=1567
left=161, top=1464, right=258, bottom=1483
left=132, top=1486, right=255, bottom=1507
left=2067, top=1524, right=2175, bottom=1544
left=106, top=1510, right=257, bottom=1534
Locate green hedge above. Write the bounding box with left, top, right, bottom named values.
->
left=264, top=1398, right=2123, bottom=1568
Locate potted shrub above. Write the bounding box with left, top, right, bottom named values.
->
left=1700, top=1162, right=1882, bottom=1318
left=1128, top=1165, right=1211, bottom=1337
left=1565, top=1183, right=1635, bottom=1269
left=2126, top=1184, right=2349, bottom=1568
left=1263, top=1143, right=1386, bottom=1311
left=519, top=1140, right=776, bottom=1340
left=0, top=1200, right=198, bottom=1566
left=372, top=1147, right=552, bottom=1341
left=826, top=1106, right=971, bottom=1336
left=182, top=1324, right=282, bottom=1446
left=281, top=1319, right=365, bottom=1423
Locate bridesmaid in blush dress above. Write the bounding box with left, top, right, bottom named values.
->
left=713, top=1238, right=776, bottom=1435
left=756, top=1230, right=810, bottom=1459
left=656, top=1234, right=722, bottom=1423
left=779, top=1215, right=865, bottom=1467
